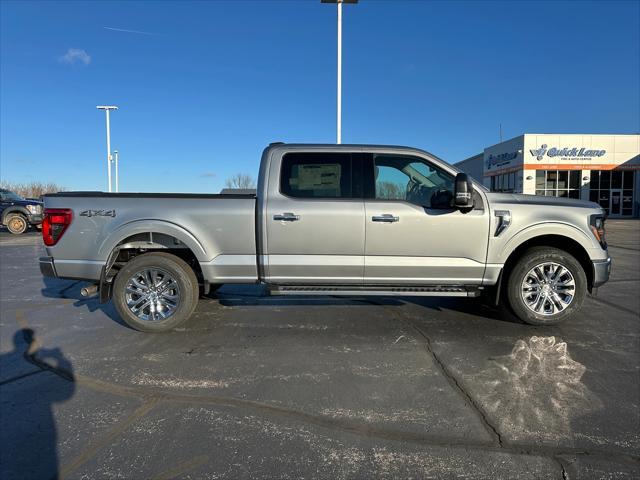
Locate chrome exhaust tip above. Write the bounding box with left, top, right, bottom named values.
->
left=80, top=284, right=98, bottom=297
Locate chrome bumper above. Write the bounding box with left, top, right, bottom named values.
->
left=592, top=257, right=611, bottom=288
left=39, top=256, right=57, bottom=278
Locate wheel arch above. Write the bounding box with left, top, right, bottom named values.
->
left=1, top=206, right=29, bottom=225
left=98, top=220, right=208, bottom=261
left=502, top=234, right=594, bottom=294
left=98, top=222, right=208, bottom=301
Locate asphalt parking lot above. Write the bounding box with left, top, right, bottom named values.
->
left=1, top=221, right=638, bottom=479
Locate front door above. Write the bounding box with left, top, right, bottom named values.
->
left=364, top=153, right=490, bottom=285
left=610, top=189, right=622, bottom=216
left=264, top=152, right=365, bottom=284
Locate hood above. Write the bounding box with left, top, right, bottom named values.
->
left=7, top=198, right=43, bottom=207
left=485, top=192, right=600, bottom=210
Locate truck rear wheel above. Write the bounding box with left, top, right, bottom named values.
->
left=505, top=247, right=587, bottom=326
left=6, top=214, right=28, bottom=235
left=113, top=252, right=199, bottom=332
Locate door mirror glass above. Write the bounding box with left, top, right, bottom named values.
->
left=454, top=173, right=474, bottom=210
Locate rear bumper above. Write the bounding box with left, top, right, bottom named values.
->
left=39, top=256, right=103, bottom=281
left=592, top=257, right=612, bottom=288
left=39, top=256, right=57, bottom=277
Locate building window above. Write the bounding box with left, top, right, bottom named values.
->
left=589, top=170, right=634, bottom=216
left=534, top=170, right=581, bottom=198
left=490, top=172, right=517, bottom=192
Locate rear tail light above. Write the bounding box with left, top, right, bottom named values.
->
left=43, top=208, right=73, bottom=246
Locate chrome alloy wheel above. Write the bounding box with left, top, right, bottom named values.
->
left=521, top=262, right=576, bottom=316
left=124, top=268, right=180, bottom=322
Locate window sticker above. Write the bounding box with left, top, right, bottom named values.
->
left=290, top=164, right=342, bottom=191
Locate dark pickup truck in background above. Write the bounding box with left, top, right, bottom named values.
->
left=0, top=189, right=43, bottom=234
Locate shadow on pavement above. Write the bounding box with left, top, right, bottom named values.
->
left=40, top=278, right=521, bottom=331
left=0, top=328, right=75, bottom=480
left=40, top=277, right=131, bottom=329
left=216, top=283, right=523, bottom=326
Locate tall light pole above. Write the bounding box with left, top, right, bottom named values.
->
left=322, top=0, right=358, bottom=144
left=96, top=105, right=118, bottom=192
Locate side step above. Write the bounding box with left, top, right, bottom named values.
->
left=269, top=285, right=481, bottom=298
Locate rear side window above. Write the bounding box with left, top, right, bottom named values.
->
left=280, top=153, right=353, bottom=198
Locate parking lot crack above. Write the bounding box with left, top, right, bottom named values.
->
left=406, top=320, right=505, bottom=448
left=346, top=299, right=506, bottom=447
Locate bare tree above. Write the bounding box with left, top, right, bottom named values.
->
left=225, top=174, right=256, bottom=190
left=0, top=180, right=67, bottom=199
left=376, top=181, right=404, bottom=200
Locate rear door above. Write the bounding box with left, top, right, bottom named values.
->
left=363, top=153, right=490, bottom=285
left=264, top=152, right=366, bottom=284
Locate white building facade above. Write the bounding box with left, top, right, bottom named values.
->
left=456, top=134, right=640, bottom=217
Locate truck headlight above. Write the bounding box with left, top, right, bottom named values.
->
left=26, top=204, right=39, bottom=214
left=589, top=214, right=607, bottom=249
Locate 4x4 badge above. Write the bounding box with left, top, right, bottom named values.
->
left=80, top=209, right=116, bottom=217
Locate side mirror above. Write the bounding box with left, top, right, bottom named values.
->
left=454, top=173, right=474, bottom=210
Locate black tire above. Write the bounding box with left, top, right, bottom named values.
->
left=505, top=247, right=587, bottom=326
left=6, top=214, right=28, bottom=235
left=113, top=252, right=199, bottom=332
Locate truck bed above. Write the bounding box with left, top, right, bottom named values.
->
left=43, top=192, right=258, bottom=282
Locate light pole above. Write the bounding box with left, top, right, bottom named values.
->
left=322, top=0, right=358, bottom=144
left=96, top=105, right=118, bottom=192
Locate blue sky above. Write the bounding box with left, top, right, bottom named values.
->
left=1, top=0, right=639, bottom=193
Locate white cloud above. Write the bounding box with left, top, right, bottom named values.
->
left=59, top=48, right=91, bottom=66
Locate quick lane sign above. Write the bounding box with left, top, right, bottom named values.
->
left=530, top=144, right=606, bottom=161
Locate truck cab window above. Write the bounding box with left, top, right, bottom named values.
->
left=281, top=153, right=353, bottom=198
left=373, top=154, right=454, bottom=208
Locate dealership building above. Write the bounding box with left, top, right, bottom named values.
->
left=455, top=134, right=640, bottom=217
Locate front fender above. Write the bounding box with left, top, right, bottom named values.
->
left=490, top=221, right=603, bottom=265
left=97, top=219, right=208, bottom=261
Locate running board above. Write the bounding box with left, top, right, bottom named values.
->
left=269, top=285, right=481, bottom=298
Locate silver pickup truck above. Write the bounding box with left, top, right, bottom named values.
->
left=40, top=143, right=611, bottom=332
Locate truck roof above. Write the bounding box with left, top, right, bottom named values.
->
left=265, top=143, right=455, bottom=169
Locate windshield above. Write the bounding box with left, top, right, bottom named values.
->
left=1, top=191, right=25, bottom=201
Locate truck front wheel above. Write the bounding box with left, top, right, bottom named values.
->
left=113, top=252, right=199, bottom=332
left=6, top=214, right=28, bottom=235
left=505, top=247, right=587, bottom=326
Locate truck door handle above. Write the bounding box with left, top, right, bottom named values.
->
left=273, top=212, right=300, bottom=222
left=372, top=214, right=399, bottom=223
